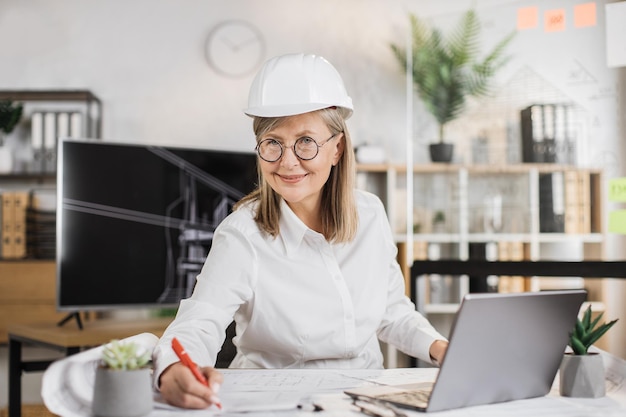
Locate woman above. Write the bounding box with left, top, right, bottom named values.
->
left=153, top=53, right=448, bottom=409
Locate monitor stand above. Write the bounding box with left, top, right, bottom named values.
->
left=57, top=311, right=84, bottom=330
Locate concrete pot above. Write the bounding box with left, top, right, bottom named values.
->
left=429, top=143, right=454, bottom=163
left=559, top=353, right=605, bottom=398
left=0, top=145, right=13, bottom=174
left=92, top=367, right=153, bottom=417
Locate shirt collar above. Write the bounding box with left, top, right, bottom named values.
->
left=279, top=199, right=317, bottom=257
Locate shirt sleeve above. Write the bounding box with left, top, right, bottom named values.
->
left=151, top=218, right=257, bottom=389
left=373, top=201, right=447, bottom=364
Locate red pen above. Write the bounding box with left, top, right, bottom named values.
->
left=171, top=337, right=222, bottom=409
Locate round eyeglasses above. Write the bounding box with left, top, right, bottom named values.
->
left=255, top=132, right=340, bottom=162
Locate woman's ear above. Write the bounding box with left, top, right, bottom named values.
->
left=332, top=133, right=345, bottom=166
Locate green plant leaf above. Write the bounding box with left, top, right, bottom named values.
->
left=574, top=318, right=585, bottom=340
left=570, top=337, right=588, bottom=355
left=447, top=9, right=481, bottom=68
left=0, top=101, right=24, bottom=135
left=101, top=339, right=151, bottom=370
left=582, top=305, right=593, bottom=331
left=587, top=311, right=604, bottom=333
left=583, top=319, right=619, bottom=348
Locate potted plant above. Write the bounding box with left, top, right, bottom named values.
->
left=559, top=305, right=618, bottom=398
left=0, top=100, right=23, bottom=173
left=390, top=10, right=515, bottom=162
left=92, top=339, right=153, bottom=417
left=432, top=210, right=446, bottom=233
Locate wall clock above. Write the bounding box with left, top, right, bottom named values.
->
left=205, top=20, right=266, bottom=78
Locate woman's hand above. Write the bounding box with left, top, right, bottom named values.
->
left=429, top=339, right=448, bottom=367
left=159, top=362, right=224, bottom=409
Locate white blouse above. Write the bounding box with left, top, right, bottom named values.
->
left=153, top=190, right=445, bottom=382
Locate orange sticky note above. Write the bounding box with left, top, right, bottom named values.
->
left=517, top=6, right=539, bottom=30
left=545, top=9, right=566, bottom=32
left=574, top=2, right=597, bottom=28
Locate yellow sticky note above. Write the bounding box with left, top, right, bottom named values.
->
left=609, top=178, right=626, bottom=202
left=545, top=9, right=566, bottom=32
left=574, top=2, right=597, bottom=28
left=518, top=6, right=539, bottom=30
left=609, top=210, right=626, bottom=234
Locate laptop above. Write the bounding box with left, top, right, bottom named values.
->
left=345, top=290, right=586, bottom=413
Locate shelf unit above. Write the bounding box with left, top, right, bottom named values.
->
left=0, top=90, right=102, bottom=138
left=0, top=90, right=102, bottom=342
left=357, top=162, right=606, bottom=338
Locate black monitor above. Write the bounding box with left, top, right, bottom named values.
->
left=56, top=139, right=258, bottom=311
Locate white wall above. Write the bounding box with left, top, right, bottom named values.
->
left=0, top=0, right=414, bottom=159
left=2, top=0, right=622, bottom=167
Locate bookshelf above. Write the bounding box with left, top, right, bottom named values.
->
left=0, top=90, right=102, bottom=341
left=356, top=163, right=606, bottom=338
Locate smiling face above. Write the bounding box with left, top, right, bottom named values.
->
left=257, top=111, right=344, bottom=221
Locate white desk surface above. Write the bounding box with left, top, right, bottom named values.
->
left=42, top=333, right=626, bottom=417
left=152, top=364, right=626, bottom=417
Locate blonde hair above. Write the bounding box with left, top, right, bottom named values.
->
left=234, top=108, right=358, bottom=242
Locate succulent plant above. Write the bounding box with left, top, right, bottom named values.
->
left=100, top=339, right=151, bottom=370
left=569, top=305, right=618, bottom=355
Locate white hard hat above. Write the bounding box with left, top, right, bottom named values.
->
left=244, top=53, right=353, bottom=119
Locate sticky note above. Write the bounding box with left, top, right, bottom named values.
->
left=574, top=2, right=596, bottom=28
left=609, top=178, right=626, bottom=202
left=517, top=6, right=539, bottom=30
left=608, top=210, right=626, bottom=234
left=545, top=9, right=566, bottom=32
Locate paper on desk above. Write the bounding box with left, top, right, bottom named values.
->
left=217, top=368, right=429, bottom=393
left=152, top=369, right=403, bottom=416
left=153, top=390, right=303, bottom=415
left=41, top=332, right=159, bottom=417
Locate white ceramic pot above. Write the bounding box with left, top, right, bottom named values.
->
left=559, top=353, right=605, bottom=398
left=0, top=145, right=13, bottom=174
left=92, top=367, right=153, bottom=417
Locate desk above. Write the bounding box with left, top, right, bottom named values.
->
left=43, top=353, right=626, bottom=417
left=8, top=318, right=171, bottom=417
left=153, top=367, right=626, bottom=417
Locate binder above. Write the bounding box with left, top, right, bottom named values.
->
left=70, top=112, right=83, bottom=138
left=31, top=112, right=44, bottom=173
left=497, top=241, right=526, bottom=293
left=521, top=103, right=576, bottom=164
left=413, top=241, right=428, bottom=260
left=43, top=112, right=57, bottom=173
left=0, top=191, right=30, bottom=259
left=564, top=170, right=580, bottom=234
left=13, top=191, right=29, bottom=258
left=1, top=192, right=15, bottom=258
left=57, top=112, right=70, bottom=139
left=578, top=171, right=591, bottom=233
left=539, top=173, right=565, bottom=233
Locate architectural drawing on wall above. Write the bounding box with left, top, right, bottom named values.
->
left=445, top=65, right=591, bottom=167
left=567, top=59, right=597, bottom=85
